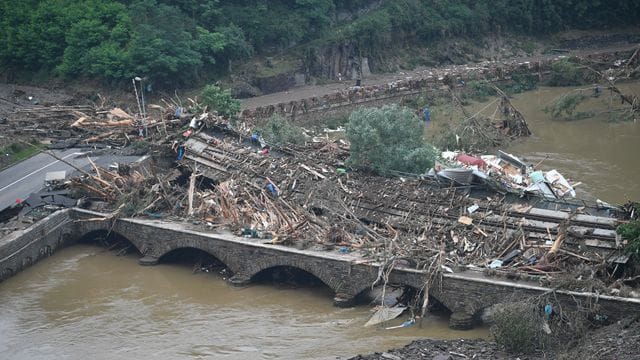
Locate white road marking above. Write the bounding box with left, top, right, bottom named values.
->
left=0, top=152, right=86, bottom=193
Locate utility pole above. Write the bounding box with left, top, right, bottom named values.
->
left=133, top=77, right=147, bottom=137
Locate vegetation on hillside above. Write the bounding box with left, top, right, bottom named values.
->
left=2, top=0, right=639, bottom=87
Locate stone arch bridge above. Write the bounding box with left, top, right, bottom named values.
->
left=2, top=208, right=639, bottom=329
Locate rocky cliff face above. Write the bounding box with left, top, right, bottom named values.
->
left=304, top=43, right=371, bottom=82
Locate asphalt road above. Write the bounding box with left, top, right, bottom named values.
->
left=0, top=149, right=92, bottom=211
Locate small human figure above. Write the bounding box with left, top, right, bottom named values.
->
left=593, top=84, right=602, bottom=98
left=423, top=106, right=431, bottom=123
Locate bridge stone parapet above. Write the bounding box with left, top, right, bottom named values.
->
left=0, top=209, right=76, bottom=282
left=2, top=208, right=640, bottom=329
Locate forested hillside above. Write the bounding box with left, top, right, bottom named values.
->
left=1, top=0, right=639, bottom=87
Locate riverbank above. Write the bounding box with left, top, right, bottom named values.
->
left=351, top=314, right=640, bottom=360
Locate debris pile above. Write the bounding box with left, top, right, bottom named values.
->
left=437, top=150, right=578, bottom=200
left=3, top=90, right=628, bottom=296
left=431, top=86, right=532, bottom=153
left=73, top=124, right=629, bottom=291
left=2, top=97, right=222, bottom=148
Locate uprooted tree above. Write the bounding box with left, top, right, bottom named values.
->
left=429, top=86, right=531, bottom=152
left=346, top=104, right=437, bottom=175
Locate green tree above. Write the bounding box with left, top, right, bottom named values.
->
left=200, top=84, right=240, bottom=118
left=347, top=105, right=437, bottom=175
left=57, top=1, right=132, bottom=82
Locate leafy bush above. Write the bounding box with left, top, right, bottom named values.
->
left=503, top=74, right=538, bottom=94
left=324, top=115, right=348, bottom=130
left=465, top=81, right=496, bottom=101
left=546, top=59, right=596, bottom=87
left=346, top=105, right=437, bottom=175
left=258, top=116, right=304, bottom=146
left=618, top=220, right=640, bottom=259
left=200, top=85, right=240, bottom=118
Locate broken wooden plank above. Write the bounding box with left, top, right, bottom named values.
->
left=528, top=208, right=570, bottom=220
left=584, top=239, right=619, bottom=249
left=592, top=228, right=617, bottom=238
left=608, top=254, right=630, bottom=264
left=188, top=171, right=196, bottom=216
left=183, top=154, right=229, bottom=173
left=573, top=214, right=618, bottom=227
left=548, top=234, right=565, bottom=254
left=300, top=164, right=326, bottom=179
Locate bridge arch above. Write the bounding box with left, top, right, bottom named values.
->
left=250, top=265, right=332, bottom=290
left=76, top=229, right=143, bottom=256
left=245, top=261, right=347, bottom=298
left=153, top=243, right=241, bottom=274
left=157, top=246, right=232, bottom=275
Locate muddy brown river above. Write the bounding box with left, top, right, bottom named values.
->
left=503, top=83, right=640, bottom=204
left=1, top=82, right=638, bottom=359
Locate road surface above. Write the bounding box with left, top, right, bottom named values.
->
left=0, top=149, right=92, bottom=211
left=0, top=149, right=148, bottom=212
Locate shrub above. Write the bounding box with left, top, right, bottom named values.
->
left=618, top=220, right=640, bottom=259
left=546, top=59, right=596, bottom=87
left=346, top=104, right=437, bottom=175
left=491, top=297, right=591, bottom=354
left=491, top=301, right=547, bottom=353
left=258, top=116, right=304, bottom=146
left=200, top=84, right=240, bottom=118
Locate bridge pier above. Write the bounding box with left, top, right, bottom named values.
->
left=138, top=256, right=159, bottom=266
left=333, top=292, right=356, bottom=308
left=227, top=273, right=252, bottom=287
left=449, top=311, right=476, bottom=330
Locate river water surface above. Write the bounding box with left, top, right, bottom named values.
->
left=1, top=82, right=639, bottom=359
left=503, top=83, right=640, bottom=204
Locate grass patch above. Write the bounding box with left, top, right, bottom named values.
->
left=0, top=141, right=44, bottom=170
left=255, top=58, right=300, bottom=78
